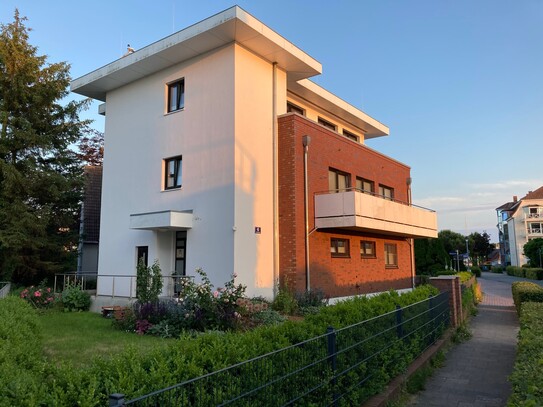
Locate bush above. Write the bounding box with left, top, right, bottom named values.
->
left=136, top=259, right=163, bottom=303
left=19, top=281, right=56, bottom=309
left=491, top=265, right=504, bottom=273
left=294, top=288, right=328, bottom=308
left=524, top=268, right=543, bottom=280
left=507, top=266, right=525, bottom=278
left=508, top=302, right=543, bottom=405
left=61, top=283, right=91, bottom=312
left=271, top=284, right=299, bottom=315
left=470, top=266, right=481, bottom=277
left=511, top=281, right=543, bottom=315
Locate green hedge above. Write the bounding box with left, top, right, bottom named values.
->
left=508, top=302, right=543, bottom=406
left=511, top=282, right=543, bottom=315
left=491, top=265, right=504, bottom=274
left=524, top=268, right=543, bottom=280
left=507, top=266, right=525, bottom=277
left=1, top=286, right=441, bottom=406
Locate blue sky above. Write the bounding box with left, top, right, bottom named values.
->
left=2, top=0, right=542, bottom=243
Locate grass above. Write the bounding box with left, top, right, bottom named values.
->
left=38, top=311, right=170, bottom=368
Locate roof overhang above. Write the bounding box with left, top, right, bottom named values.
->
left=71, top=6, right=322, bottom=101
left=288, top=79, right=389, bottom=139
left=130, top=210, right=193, bottom=231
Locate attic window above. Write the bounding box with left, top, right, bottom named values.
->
left=287, top=102, right=305, bottom=116
left=167, top=79, right=185, bottom=113
left=318, top=117, right=337, bottom=131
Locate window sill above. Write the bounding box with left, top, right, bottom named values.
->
left=164, top=107, right=185, bottom=116
left=162, top=187, right=182, bottom=193
left=385, top=265, right=399, bottom=269
left=331, top=255, right=351, bottom=259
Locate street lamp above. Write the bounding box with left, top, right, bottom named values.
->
left=465, top=238, right=470, bottom=271
left=456, top=249, right=460, bottom=272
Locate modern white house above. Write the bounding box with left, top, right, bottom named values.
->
left=496, top=186, right=543, bottom=267
left=71, top=6, right=437, bottom=304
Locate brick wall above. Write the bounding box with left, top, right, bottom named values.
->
left=278, top=113, right=414, bottom=297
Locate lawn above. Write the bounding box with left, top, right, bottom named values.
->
left=38, top=311, right=170, bottom=368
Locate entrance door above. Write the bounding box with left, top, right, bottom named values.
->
left=175, top=231, right=187, bottom=276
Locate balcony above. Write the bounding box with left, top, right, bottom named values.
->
left=314, top=189, right=437, bottom=238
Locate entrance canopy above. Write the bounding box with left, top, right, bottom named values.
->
left=130, top=210, right=193, bottom=231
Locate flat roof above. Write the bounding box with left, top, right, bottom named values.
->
left=71, top=6, right=322, bottom=101
left=288, top=79, right=389, bottom=138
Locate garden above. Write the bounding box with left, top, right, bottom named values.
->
left=1, top=263, right=480, bottom=406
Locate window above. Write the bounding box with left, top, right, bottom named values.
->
left=318, top=117, right=337, bottom=131
left=287, top=102, right=305, bottom=116
left=528, top=223, right=543, bottom=234
left=331, top=238, right=350, bottom=258
left=343, top=130, right=359, bottom=142
left=356, top=177, right=374, bottom=194
left=329, top=168, right=350, bottom=192
left=167, top=79, right=185, bottom=112
left=384, top=243, right=398, bottom=267
left=379, top=184, right=394, bottom=200
left=164, top=156, right=182, bottom=189
left=360, top=241, right=376, bottom=258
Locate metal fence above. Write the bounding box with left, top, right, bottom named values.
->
left=0, top=281, right=10, bottom=299
left=110, top=292, right=450, bottom=407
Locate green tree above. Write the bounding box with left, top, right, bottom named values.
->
left=523, top=238, right=543, bottom=267
left=467, top=231, right=493, bottom=265
left=0, top=10, right=91, bottom=284
left=438, top=230, right=466, bottom=254
left=414, top=238, right=449, bottom=275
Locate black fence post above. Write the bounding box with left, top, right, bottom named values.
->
left=109, top=394, right=125, bottom=407
left=429, top=294, right=435, bottom=345
left=327, top=326, right=338, bottom=407
left=395, top=305, right=403, bottom=339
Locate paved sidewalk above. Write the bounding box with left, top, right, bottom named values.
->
left=408, top=273, right=520, bottom=407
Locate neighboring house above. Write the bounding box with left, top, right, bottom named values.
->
left=77, top=166, right=103, bottom=273
left=496, top=186, right=543, bottom=267
left=70, top=6, right=437, bottom=302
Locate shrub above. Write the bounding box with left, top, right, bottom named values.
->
left=271, top=284, right=299, bottom=315
left=19, top=281, right=56, bottom=309
left=61, top=283, right=91, bottom=312
left=508, top=302, right=543, bottom=405
left=455, top=271, right=474, bottom=283
left=524, top=268, right=543, bottom=280
left=511, top=281, right=543, bottom=315
left=491, top=265, right=504, bottom=273
left=294, top=288, right=328, bottom=307
left=136, top=259, right=163, bottom=303
left=507, top=266, right=525, bottom=277
left=470, top=266, right=481, bottom=277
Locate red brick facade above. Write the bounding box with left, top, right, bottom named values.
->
left=278, top=113, right=414, bottom=298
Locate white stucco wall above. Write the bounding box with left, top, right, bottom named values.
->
left=232, top=45, right=286, bottom=298
left=98, top=45, right=237, bottom=296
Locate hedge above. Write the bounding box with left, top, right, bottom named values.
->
left=507, top=266, right=525, bottom=278
left=525, top=268, right=543, bottom=280
left=508, top=302, right=543, bottom=406
left=511, top=281, right=543, bottom=315
left=1, top=286, right=441, bottom=406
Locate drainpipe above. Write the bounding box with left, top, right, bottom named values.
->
left=272, top=62, right=279, bottom=298
left=303, top=135, right=311, bottom=291
left=407, top=177, right=415, bottom=288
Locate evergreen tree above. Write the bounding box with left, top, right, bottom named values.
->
left=523, top=238, right=543, bottom=267
left=0, top=10, right=91, bottom=284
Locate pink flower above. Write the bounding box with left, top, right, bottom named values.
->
left=47, top=288, right=51, bottom=293
left=47, top=297, right=53, bottom=302
left=34, top=291, right=42, bottom=297
left=213, top=291, right=219, bottom=298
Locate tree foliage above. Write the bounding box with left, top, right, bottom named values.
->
left=0, top=10, right=91, bottom=284
left=523, top=238, right=543, bottom=267
left=414, top=238, right=449, bottom=275
left=467, top=231, right=493, bottom=265
left=77, top=128, right=103, bottom=166
left=136, top=259, right=163, bottom=303
left=438, top=230, right=466, bottom=254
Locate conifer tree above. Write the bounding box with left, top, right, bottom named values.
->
left=0, top=10, right=91, bottom=284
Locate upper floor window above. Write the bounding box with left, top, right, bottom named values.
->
left=164, top=156, right=182, bottom=189
left=379, top=184, right=394, bottom=201
left=329, top=168, right=350, bottom=193
left=318, top=117, right=337, bottom=131
left=384, top=243, right=398, bottom=267
left=356, top=177, right=374, bottom=194
left=287, top=102, right=305, bottom=116
left=343, top=130, right=359, bottom=142
left=167, top=79, right=185, bottom=113
left=360, top=241, right=376, bottom=258
left=331, top=238, right=350, bottom=258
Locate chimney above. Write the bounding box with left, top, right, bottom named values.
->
left=513, top=196, right=518, bottom=202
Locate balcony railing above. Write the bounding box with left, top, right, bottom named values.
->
left=314, top=188, right=437, bottom=238
left=54, top=272, right=193, bottom=299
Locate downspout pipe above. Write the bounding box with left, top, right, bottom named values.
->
left=407, top=177, right=415, bottom=289
left=303, top=135, right=311, bottom=291
left=272, top=62, right=279, bottom=298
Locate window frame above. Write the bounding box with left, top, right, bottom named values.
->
left=360, top=240, right=376, bottom=258
left=287, top=102, right=305, bottom=116
left=167, top=78, right=185, bottom=113
left=331, top=238, right=350, bottom=258
left=318, top=117, right=337, bottom=131
left=164, top=156, right=183, bottom=190
left=342, top=129, right=359, bottom=142
left=356, top=177, right=374, bottom=195
left=379, top=184, right=394, bottom=201
left=384, top=243, right=398, bottom=268
left=329, top=168, right=351, bottom=193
